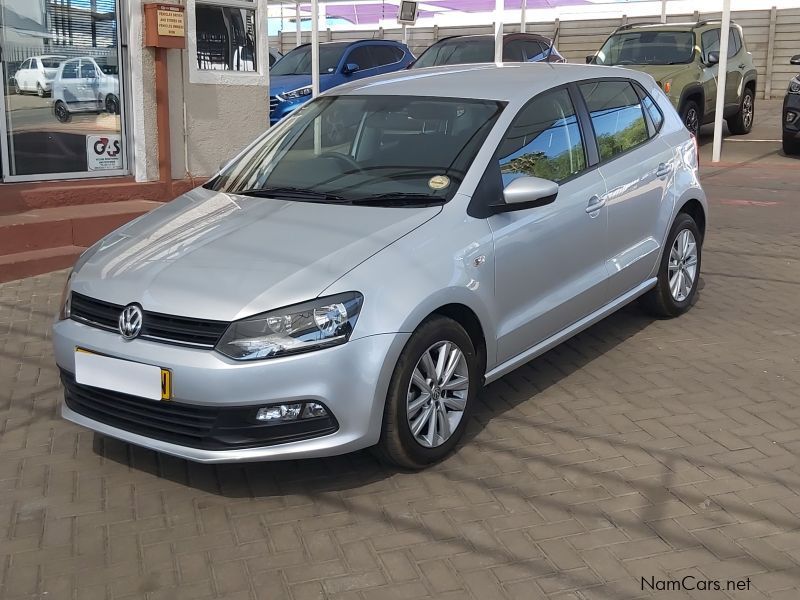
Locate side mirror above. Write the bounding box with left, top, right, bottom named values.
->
left=790, top=54, right=800, bottom=66
left=343, top=63, right=360, bottom=75
left=707, top=51, right=720, bottom=66
left=585, top=54, right=596, bottom=64
left=491, top=176, right=559, bottom=213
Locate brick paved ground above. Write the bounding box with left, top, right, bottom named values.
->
left=1, top=162, right=800, bottom=600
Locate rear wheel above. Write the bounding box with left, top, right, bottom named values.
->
left=37, top=83, right=45, bottom=98
left=727, top=87, right=754, bottom=135
left=783, top=134, right=800, bottom=155
left=640, top=213, right=702, bottom=318
left=13, top=80, right=21, bottom=95
left=374, top=316, right=479, bottom=469
left=680, top=100, right=700, bottom=136
left=105, top=94, right=119, bottom=115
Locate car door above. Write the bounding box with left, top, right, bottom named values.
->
left=700, top=28, right=721, bottom=119
left=579, top=79, right=673, bottom=297
left=17, top=59, right=32, bottom=90
left=79, top=59, right=101, bottom=106
left=58, top=60, right=81, bottom=104
left=725, top=28, right=745, bottom=109
left=488, top=86, right=610, bottom=364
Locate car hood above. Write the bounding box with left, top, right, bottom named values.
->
left=624, top=64, right=690, bottom=84
left=270, top=74, right=336, bottom=96
left=72, top=187, right=441, bottom=322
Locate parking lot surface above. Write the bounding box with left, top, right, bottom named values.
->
left=2, top=125, right=800, bottom=598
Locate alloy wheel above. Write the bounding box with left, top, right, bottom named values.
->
left=54, top=102, right=69, bottom=123
left=742, top=93, right=753, bottom=130
left=406, top=340, right=469, bottom=448
left=668, top=229, right=698, bottom=302
left=684, top=107, right=699, bottom=136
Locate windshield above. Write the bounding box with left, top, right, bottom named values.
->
left=41, top=57, right=66, bottom=68
left=271, top=44, right=347, bottom=75
left=594, top=31, right=695, bottom=65
left=413, top=38, right=494, bottom=68
left=207, top=95, right=504, bottom=204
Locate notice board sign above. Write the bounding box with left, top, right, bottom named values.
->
left=144, top=3, right=186, bottom=48
left=87, top=135, right=123, bottom=171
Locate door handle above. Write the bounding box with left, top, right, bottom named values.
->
left=585, top=195, right=606, bottom=214
left=738, top=63, right=746, bottom=69
left=656, top=163, right=672, bottom=178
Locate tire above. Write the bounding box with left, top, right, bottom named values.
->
left=374, top=316, right=479, bottom=469
left=680, top=100, right=701, bottom=136
left=54, top=100, right=71, bottom=123
left=13, top=80, right=21, bottom=95
left=105, top=94, right=119, bottom=115
left=37, top=83, right=45, bottom=98
left=727, top=87, right=754, bottom=135
left=640, top=213, right=702, bottom=318
left=783, top=134, right=800, bottom=156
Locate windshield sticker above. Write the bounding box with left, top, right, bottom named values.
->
left=428, top=175, right=450, bottom=190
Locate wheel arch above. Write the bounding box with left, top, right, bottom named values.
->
left=678, top=198, right=706, bottom=241
left=428, top=303, right=488, bottom=383
left=678, top=84, right=705, bottom=119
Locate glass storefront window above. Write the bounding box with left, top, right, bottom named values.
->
left=0, top=0, right=126, bottom=180
left=195, top=4, right=257, bottom=72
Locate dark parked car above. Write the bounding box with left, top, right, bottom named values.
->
left=269, top=40, right=414, bottom=125
left=410, top=33, right=564, bottom=69
left=783, top=54, right=800, bottom=155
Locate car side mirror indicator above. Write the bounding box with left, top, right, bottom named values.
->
left=707, top=51, right=720, bottom=66
left=491, top=176, right=559, bottom=214
left=343, top=63, right=360, bottom=75
left=790, top=54, right=800, bottom=66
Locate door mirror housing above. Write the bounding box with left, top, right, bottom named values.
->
left=491, top=176, right=559, bottom=213
left=343, top=63, right=360, bottom=75
left=790, top=54, right=800, bottom=66
left=585, top=54, right=596, bottom=64
left=706, top=51, right=720, bottom=66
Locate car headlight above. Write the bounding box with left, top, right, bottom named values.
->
left=789, top=78, right=800, bottom=95
left=216, top=292, right=364, bottom=360
left=277, top=86, right=313, bottom=101
left=58, top=270, right=73, bottom=321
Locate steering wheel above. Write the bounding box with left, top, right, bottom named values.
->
left=317, top=152, right=364, bottom=174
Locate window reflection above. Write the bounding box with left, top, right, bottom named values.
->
left=580, top=81, right=648, bottom=161
left=196, top=6, right=257, bottom=72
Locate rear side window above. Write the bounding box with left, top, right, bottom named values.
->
left=641, top=94, right=664, bottom=134
left=580, top=80, right=649, bottom=161
left=347, top=47, right=377, bottom=70
left=371, top=45, right=404, bottom=66
left=497, top=87, right=586, bottom=184
left=503, top=40, right=527, bottom=62
left=524, top=40, right=548, bottom=61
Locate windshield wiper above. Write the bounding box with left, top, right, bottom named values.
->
left=233, top=187, right=351, bottom=203
left=350, top=193, right=445, bottom=207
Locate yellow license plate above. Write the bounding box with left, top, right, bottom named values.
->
left=76, top=347, right=172, bottom=401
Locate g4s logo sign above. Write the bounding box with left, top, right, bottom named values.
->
left=87, top=134, right=123, bottom=171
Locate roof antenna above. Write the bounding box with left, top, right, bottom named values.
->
left=545, top=26, right=559, bottom=68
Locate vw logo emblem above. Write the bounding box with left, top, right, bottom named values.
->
left=118, top=304, right=143, bottom=340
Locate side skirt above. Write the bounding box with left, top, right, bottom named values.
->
left=484, top=278, right=658, bottom=384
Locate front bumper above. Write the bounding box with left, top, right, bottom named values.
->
left=269, top=97, right=307, bottom=126
left=53, top=318, right=409, bottom=462
left=783, top=93, right=800, bottom=138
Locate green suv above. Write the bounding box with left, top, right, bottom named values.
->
left=589, top=21, right=757, bottom=136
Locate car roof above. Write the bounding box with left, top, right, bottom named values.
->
left=295, top=39, right=407, bottom=50
left=330, top=62, right=653, bottom=103
left=612, top=21, right=734, bottom=33
left=435, top=33, right=550, bottom=43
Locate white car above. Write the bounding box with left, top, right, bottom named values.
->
left=13, top=55, right=66, bottom=97
left=52, top=57, right=120, bottom=123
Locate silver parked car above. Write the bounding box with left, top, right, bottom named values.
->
left=54, top=63, right=706, bottom=468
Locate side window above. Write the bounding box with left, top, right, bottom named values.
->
left=728, top=28, right=741, bottom=57
left=391, top=47, right=405, bottom=62
left=580, top=80, right=649, bottom=161
left=347, top=47, right=377, bottom=70
left=497, top=88, right=586, bottom=184
left=639, top=92, right=664, bottom=135
left=62, top=61, right=79, bottom=79
left=371, top=45, right=402, bottom=66
left=21, top=59, right=31, bottom=70
left=702, top=29, right=720, bottom=61
left=503, top=40, right=526, bottom=62
left=80, top=62, right=98, bottom=78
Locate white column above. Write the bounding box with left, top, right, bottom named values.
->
left=295, top=3, right=301, bottom=47
left=711, top=0, right=732, bottom=163
left=494, top=0, right=503, bottom=64
left=660, top=0, right=667, bottom=24
left=520, top=0, right=526, bottom=33
left=311, top=0, right=320, bottom=97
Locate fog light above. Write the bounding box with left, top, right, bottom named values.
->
left=302, top=402, right=328, bottom=418
left=256, top=404, right=302, bottom=422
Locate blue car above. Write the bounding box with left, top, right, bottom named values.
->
left=269, top=40, right=414, bottom=125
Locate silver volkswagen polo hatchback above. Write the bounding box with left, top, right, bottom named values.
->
left=54, top=63, right=706, bottom=469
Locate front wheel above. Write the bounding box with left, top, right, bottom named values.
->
left=680, top=100, right=700, bottom=137
left=727, top=87, right=754, bottom=135
left=374, top=316, right=479, bottom=469
left=105, top=94, right=119, bottom=115
left=783, top=134, right=800, bottom=156
left=54, top=100, right=71, bottom=123
left=640, top=213, right=702, bottom=318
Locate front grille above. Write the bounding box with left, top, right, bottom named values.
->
left=70, top=292, right=229, bottom=348
left=61, top=371, right=339, bottom=450
left=269, top=95, right=280, bottom=113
